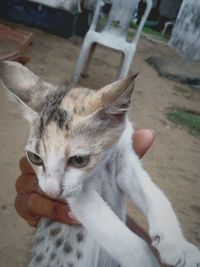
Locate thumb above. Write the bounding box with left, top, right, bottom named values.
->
left=132, top=129, right=155, bottom=158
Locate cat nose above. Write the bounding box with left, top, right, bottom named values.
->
left=45, top=179, right=62, bottom=199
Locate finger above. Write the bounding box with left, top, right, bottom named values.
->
left=15, top=193, right=40, bottom=226
left=126, top=216, right=151, bottom=244
left=19, top=157, right=35, bottom=175
left=15, top=193, right=79, bottom=226
left=132, top=129, right=155, bottom=158
left=15, top=173, right=40, bottom=194
left=27, top=193, right=79, bottom=225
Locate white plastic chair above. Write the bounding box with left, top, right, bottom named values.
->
left=72, top=0, right=152, bottom=83
left=161, top=21, right=174, bottom=37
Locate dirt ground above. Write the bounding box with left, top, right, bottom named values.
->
left=0, top=23, right=200, bottom=267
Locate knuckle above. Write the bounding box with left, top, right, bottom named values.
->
left=14, top=193, right=40, bottom=226
left=52, top=203, right=61, bottom=219
left=15, top=175, right=40, bottom=195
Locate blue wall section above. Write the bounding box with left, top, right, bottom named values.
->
left=0, top=0, right=90, bottom=37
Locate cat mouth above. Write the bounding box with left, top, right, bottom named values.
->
left=57, top=189, right=64, bottom=197
left=45, top=183, right=83, bottom=199
left=45, top=189, right=64, bottom=200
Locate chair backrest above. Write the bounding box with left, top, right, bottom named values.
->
left=104, top=0, right=139, bottom=36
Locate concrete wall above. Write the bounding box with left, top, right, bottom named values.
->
left=159, top=0, right=182, bottom=19
left=169, top=0, right=200, bottom=60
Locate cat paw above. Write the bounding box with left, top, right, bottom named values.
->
left=152, top=235, right=185, bottom=266
left=181, top=242, right=200, bottom=267
left=152, top=235, right=200, bottom=267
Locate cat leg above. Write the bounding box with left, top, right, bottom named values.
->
left=117, top=149, right=200, bottom=267
left=67, top=189, right=159, bottom=267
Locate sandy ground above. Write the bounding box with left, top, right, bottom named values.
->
left=0, top=23, right=200, bottom=267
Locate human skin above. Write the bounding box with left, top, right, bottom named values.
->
left=15, top=129, right=155, bottom=227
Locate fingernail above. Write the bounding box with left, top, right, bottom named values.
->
left=67, top=211, right=78, bottom=221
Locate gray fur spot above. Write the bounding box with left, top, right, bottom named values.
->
left=76, top=232, right=84, bottom=242
left=45, top=247, right=50, bottom=253
left=55, top=237, right=64, bottom=248
left=45, top=220, right=53, bottom=228
left=63, top=241, right=72, bottom=254
left=35, top=253, right=44, bottom=263
left=49, top=227, right=62, bottom=237
left=67, top=262, right=74, bottom=267
left=57, top=259, right=60, bottom=265
left=105, top=161, right=112, bottom=173
left=39, top=108, right=68, bottom=135
left=76, top=250, right=83, bottom=260
left=39, top=87, right=69, bottom=136
left=30, top=250, right=36, bottom=259
left=50, top=252, right=57, bottom=260
left=33, top=236, right=45, bottom=245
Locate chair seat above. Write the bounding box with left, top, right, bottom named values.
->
left=86, top=30, right=135, bottom=53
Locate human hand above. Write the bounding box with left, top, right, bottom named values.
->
left=15, top=159, right=78, bottom=226
left=15, top=129, right=155, bottom=227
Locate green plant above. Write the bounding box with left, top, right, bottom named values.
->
left=166, top=109, right=200, bottom=137
left=97, top=17, right=169, bottom=42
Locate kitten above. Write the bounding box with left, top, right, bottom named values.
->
left=0, top=61, right=200, bottom=267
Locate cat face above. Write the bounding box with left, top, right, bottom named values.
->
left=25, top=87, right=127, bottom=199
left=0, top=61, right=137, bottom=199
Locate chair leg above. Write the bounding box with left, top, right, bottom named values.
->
left=72, top=38, right=93, bottom=84
left=118, top=48, right=135, bottom=79
left=82, top=42, right=97, bottom=77
left=117, top=52, right=125, bottom=80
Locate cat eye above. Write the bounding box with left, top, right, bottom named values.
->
left=69, top=155, right=90, bottom=168
left=27, top=151, right=43, bottom=166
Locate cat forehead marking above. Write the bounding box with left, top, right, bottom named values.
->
left=60, top=87, right=94, bottom=115
left=38, top=87, right=69, bottom=137
left=35, top=86, right=98, bottom=155
left=38, top=86, right=93, bottom=137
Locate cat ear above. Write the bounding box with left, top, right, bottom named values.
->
left=0, top=61, right=56, bottom=122
left=90, top=74, right=137, bottom=120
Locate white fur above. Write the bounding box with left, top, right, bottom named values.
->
left=66, top=117, right=200, bottom=267
left=6, top=89, right=38, bottom=122
left=68, top=190, right=159, bottom=267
